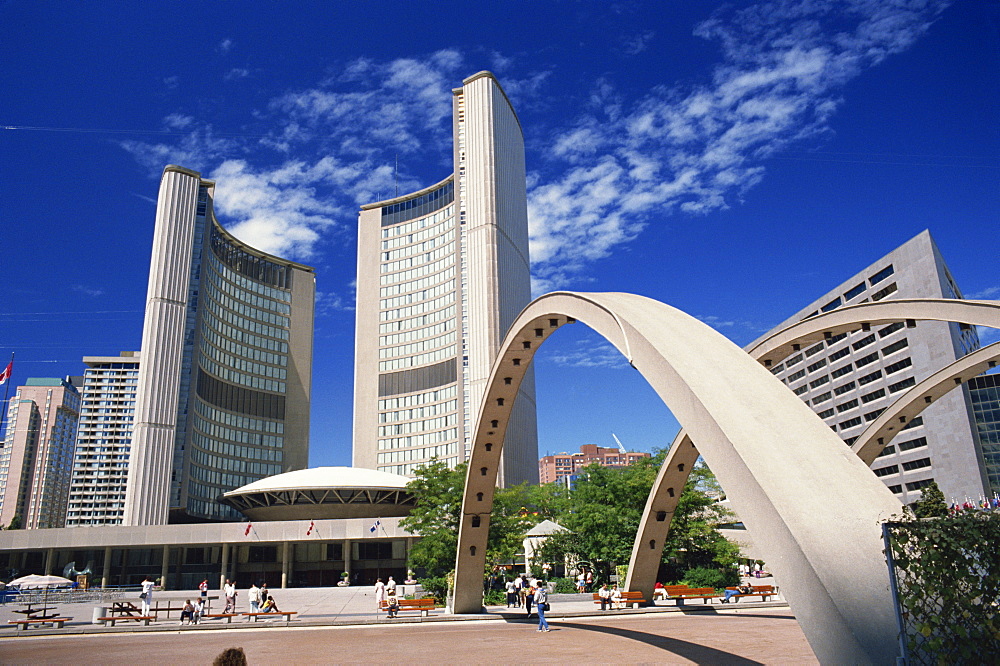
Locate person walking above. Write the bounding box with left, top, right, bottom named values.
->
left=224, top=579, right=237, bottom=613
left=140, top=576, right=155, bottom=616
left=386, top=576, right=397, bottom=595
left=523, top=579, right=534, bottom=617
left=374, top=578, right=387, bottom=611
left=505, top=577, right=517, bottom=608
left=199, top=579, right=209, bottom=600
left=534, top=580, right=550, bottom=632
left=248, top=581, right=262, bottom=613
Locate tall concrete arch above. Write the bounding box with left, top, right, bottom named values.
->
left=625, top=298, right=1000, bottom=639
left=454, top=291, right=904, bottom=664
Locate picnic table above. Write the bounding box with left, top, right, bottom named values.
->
left=8, top=604, right=72, bottom=630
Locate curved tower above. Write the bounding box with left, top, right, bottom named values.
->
left=353, top=72, right=538, bottom=486
left=123, top=166, right=314, bottom=525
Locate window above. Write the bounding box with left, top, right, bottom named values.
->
left=844, top=282, right=866, bottom=301
left=785, top=354, right=803, bottom=367
left=858, top=370, right=883, bottom=386
left=805, top=342, right=825, bottom=357
left=888, top=377, right=916, bottom=393
left=864, top=408, right=885, bottom=422
left=874, top=464, right=899, bottom=477
left=852, top=334, right=877, bottom=351
left=821, top=297, right=842, bottom=313
left=829, top=347, right=850, bottom=362
left=358, top=542, right=394, bottom=560
left=839, top=416, right=863, bottom=430
left=901, top=416, right=924, bottom=430
left=792, top=385, right=808, bottom=396
left=861, top=388, right=886, bottom=403
left=878, top=322, right=905, bottom=338
left=872, top=283, right=898, bottom=301
left=834, top=381, right=856, bottom=396
left=905, top=479, right=933, bottom=491
left=869, top=265, right=895, bottom=285
left=818, top=408, right=835, bottom=419
left=902, top=457, right=931, bottom=472
left=826, top=332, right=848, bottom=345
left=856, top=352, right=879, bottom=368
left=843, top=436, right=859, bottom=446
left=812, top=392, right=832, bottom=405
left=887, top=485, right=903, bottom=494
left=770, top=363, right=784, bottom=375
left=898, top=437, right=927, bottom=452
left=807, top=359, right=827, bottom=373
left=837, top=399, right=859, bottom=413
left=809, top=375, right=830, bottom=389
left=787, top=369, right=806, bottom=382
left=877, top=445, right=896, bottom=457
left=885, top=358, right=913, bottom=375
left=831, top=364, right=853, bottom=379
left=882, top=338, right=909, bottom=356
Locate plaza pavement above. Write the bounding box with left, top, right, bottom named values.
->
left=0, top=576, right=818, bottom=663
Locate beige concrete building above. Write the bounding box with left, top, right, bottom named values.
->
left=0, top=378, right=81, bottom=529
left=753, top=230, right=989, bottom=505
left=65, top=353, right=140, bottom=526
left=353, top=72, right=538, bottom=486
left=124, top=166, right=315, bottom=525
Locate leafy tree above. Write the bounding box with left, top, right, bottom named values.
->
left=6, top=516, right=21, bottom=530
left=912, top=480, right=948, bottom=518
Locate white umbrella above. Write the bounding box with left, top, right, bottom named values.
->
left=9, top=574, right=74, bottom=589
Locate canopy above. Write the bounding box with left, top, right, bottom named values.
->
left=8, top=574, right=74, bottom=589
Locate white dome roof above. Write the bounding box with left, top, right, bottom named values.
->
left=224, top=466, right=412, bottom=496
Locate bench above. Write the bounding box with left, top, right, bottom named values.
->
left=8, top=617, right=72, bottom=630
left=243, top=611, right=297, bottom=623
left=592, top=591, right=646, bottom=608
left=723, top=585, right=776, bottom=602
left=200, top=613, right=240, bottom=623
left=98, top=615, right=155, bottom=626
left=667, top=587, right=722, bottom=605
left=380, top=598, right=436, bottom=617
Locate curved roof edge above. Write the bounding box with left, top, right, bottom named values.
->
left=361, top=174, right=455, bottom=211
left=223, top=466, right=413, bottom=495
left=458, top=70, right=522, bottom=135
left=162, top=165, right=315, bottom=273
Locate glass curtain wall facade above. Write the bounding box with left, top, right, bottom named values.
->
left=968, top=373, right=1000, bottom=497
left=751, top=230, right=989, bottom=505
left=65, top=353, right=140, bottom=526
left=353, top=72, right=538, bottom=486
left=124, top=166, right=314, bottom=525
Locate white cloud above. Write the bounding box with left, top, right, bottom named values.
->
left=225, top=68, right=250, bottom=80
left=543, top=339, right=630, bottom=370
left=528, top=0, right=951, bottom=290
left=219, top=38, right=233, bottom=53
left=72, top=284, right=105, bottom=297
left=968, top=286, right=1000, bottom=300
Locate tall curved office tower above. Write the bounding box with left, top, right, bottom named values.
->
left=123, top=166, right=314, bottom=525
left=353, top=72, right=539, bottom=486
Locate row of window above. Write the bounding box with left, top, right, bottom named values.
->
left=376, top=442, right=459, bottom=464
left=199, top=355, right=286, bottom=394
left=193, top=413, right=283, bottom=451
left=378, top=457, right=460, bottom=477
left=206, top=259, right=291, bottom=315
left=379, top=279, right=455, bottom=310
left=380, top=291, right=456, bottom=323
left=378, top=413, right=458, bottom=436
left=379, top=266, right=455, bottom=299
left=381, top=204, right=454, bottom=239
left=204, top=295, right=289, bottom=341
left=200, top=338, right=287, bottom=381
left=382, top=229, right=455, bottom=263
left=381, top=215, right=451, bottom=250
left=380, top=319, right=456, bottom=347
left=378, top=385, right=458, bottom=411
left=379, top=331, right=456, bottom=360
left=202, top=312, right=289, bottom=354
left=209, top=250, right=291, bottom=303
left=379, top=304, right=456, bottom=335
left=190, top=431, right=284, bottom=465
left=210, top=229, right=293, bottom=292
left=205, top=278, right=290, bottom=328
left=378, top=344, right=457, bottom=372
left=195, top=399, right=284, bottom=434
left=874, top=456, right=932, bottom=478
left=380, top=182, right=454, bottom=227
left=377, top=427, right=459, bottom=451
left=380, top=241, right=455, bottom=275
left=380, top=255, right=456, bottom=288
left=201, top=325, right=288, bottom=368
left=379, top=399, right=458, bottom=424
left=190, top=449, right=282, bottom=478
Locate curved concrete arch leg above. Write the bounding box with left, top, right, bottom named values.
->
left=456, top=291, right=903, bottom=664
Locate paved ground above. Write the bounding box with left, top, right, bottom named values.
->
left=0, top=577, right=818, bottom=664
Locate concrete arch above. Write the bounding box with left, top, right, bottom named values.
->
left=625, top=298, right=1000, bottom=625
left=454, top=291, right=903, bottom=664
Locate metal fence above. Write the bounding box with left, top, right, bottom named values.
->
left=1, top=587, right=126, bottom=605
left=883, top=511, right=1000, bottom=665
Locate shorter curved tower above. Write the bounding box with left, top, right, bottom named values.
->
left=123, top=166, right=315, bottom=525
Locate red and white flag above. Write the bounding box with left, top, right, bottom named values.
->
left=244, top=522, right=253, bottom=536
left=0, top=361, right=11, bottom=386
left=306, top=520, right=315, bottom=536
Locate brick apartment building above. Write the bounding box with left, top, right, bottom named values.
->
left=538, top=444, right=651, bottom=484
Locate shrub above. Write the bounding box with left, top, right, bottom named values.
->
left=483, top=589, right=506, bottom=606
left=420, top=576, right=449, bottom=602
left=682, top=566, right=739, bottom=589
left=552, top=577, right=577, bottom=594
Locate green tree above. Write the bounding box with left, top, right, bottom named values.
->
left=912, top=480, right=948, bottom=518
left=7, top=516, right=21, bottom=530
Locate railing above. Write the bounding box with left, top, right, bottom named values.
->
left=1, top=587, right=126, bottom=605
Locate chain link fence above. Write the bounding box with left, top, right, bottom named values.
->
left=883, top=511, right=1000, bottom=664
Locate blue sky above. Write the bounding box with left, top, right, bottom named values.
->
left=2, top=1, right=997, bottom=466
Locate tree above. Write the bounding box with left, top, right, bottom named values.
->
left=7, top=516, right=21, bottom=530
left=912, top=480, right=948, bottom=518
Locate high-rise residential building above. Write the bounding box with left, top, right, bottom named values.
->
left=968, top=373, right=1000, bottom=497
left=65, top=352, right=140, bottom=526
left=123, top=165, right=315, bottom=526
left=353, top=72, right=538, bottom=486
left=0, top=378, right=81, bottom=528
left=753, top=230, right=989, bottom=505
left=539, top=444, right=652, bottom=484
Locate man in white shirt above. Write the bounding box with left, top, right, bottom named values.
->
left=224, top=580, right=237, bottom=613
left=248, top=582, right=262, bottom=613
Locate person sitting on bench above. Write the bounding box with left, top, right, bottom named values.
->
left=386, top=592, right=400, bottom=618
left=179, top=600, right=195, bottom=625
left=722, top=583, right=754, bottom=603
left=261, top=596, right=281, bottom=613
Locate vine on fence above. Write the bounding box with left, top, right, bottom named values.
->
left=885, top=511, right=1000, bottom=664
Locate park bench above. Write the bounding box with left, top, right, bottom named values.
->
left=8, top=617, right=72, bottom=630
left=723, top=585, right=776, bottom=602
left=380, top=598, right=436, bottom=617
left=98, top=615, right=155, bottom=626
left=592, top=591, right=646, bottom=608
left=667, top=587, right=722, bottom=605
left=200, top=612, right=240, bottom=623
left=243, top=611, right=297, bottom=623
